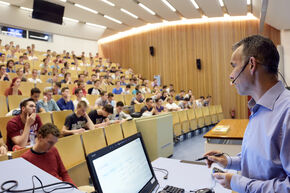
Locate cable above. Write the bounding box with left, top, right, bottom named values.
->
left=153, top=167, right=169, bottom=179
left=0, top=175, right=77, bottom=193
left=278, top=71, right=289, bottom=88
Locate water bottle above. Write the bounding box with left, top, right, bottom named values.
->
left=29, top=130, right=35, bottom=146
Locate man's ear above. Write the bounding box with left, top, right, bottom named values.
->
left=249, top=57, right=257, bottom=75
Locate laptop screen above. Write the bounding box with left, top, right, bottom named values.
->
left=86, top=133, right=158, bottom=193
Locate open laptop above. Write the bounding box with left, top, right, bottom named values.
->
left=86, top=133, right=158, bottom=193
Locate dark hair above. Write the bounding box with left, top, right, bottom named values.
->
left=162, top=85, right=167, bottom=89
left=116, top=101, right=124, bottom=107
left=75, top=88, right=82, bottom=95
left=78, top=73, right=85, bottom=78
left=100, top=91, right=107, bottom=96
left=108, top=92, right=114, bottom=98
left=103, top=104, right=114, bottom=114
left=136, top=91, right=142, bottom=95
left=20, top=98, right=35, bottom=112
left=6, top=59, right=14, bottom=67
left=77, top=80, right=84, bottom=86
left=93, top=79, right=100, bottom=84
left=135, top=85, right=140, bottom=90
left=31, top=87, right=41, bottom=95
left=61, top=87, right=69, bottom=93
left=180, top=90, right=185, bottom=93
left=37, top=123, right=60, bottom=138
left=126, top=85, right=131, bottom=89
left=200, top=96, right=205, bottom=99
left=0, top=64, right=5, bottom=69
left=77, top=100, right=87, bottom=108
left=55, top=82, right=62, bottom=88
left=233, top=35, right=279, bottom=74
left=184, top=97, right=190, bottom=101
left=146, top=97, right=152, bottom=103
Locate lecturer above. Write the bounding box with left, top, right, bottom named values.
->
left=204, top=35, right=290, bottom=193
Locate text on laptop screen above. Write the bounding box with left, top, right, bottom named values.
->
left=92, top=138, right=153, bottom=193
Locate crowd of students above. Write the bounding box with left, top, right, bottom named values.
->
left=0, top=40, right=212, bottom=184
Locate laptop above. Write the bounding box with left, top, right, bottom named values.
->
left=86, top=133, right=158, bottom=193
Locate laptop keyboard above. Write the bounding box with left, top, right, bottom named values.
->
left=159, top=185, right=185, bottom=193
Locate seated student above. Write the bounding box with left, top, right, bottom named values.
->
left=0, top=132, right=8, bottom=156
left=15, top=67, right=27, bottom=82
left=0, top=64, right=9, bottom=81
left=120, top=76, right=127, bottom=86
left=47, top=73, right=59, bottom=84
left=112, top=81, right=123, bottom=95
left=94, top=91, right=108, bottom=108
left=6, top=59, right=15, bottom=73
left=175, top=90, right=185, bottom=101
left=73, top=73, right=85, bottom=84
left=108, top=101, right=132, bottom=123
left=73, top=88, right=90, bottom=110
left=203, top=95, right=212, bottom=106
left=168, top=89, right=175, bottom=98
left=38, top=87, right=60, bottom=112
left=107, top=92, right=116, bottom=107
left=62, top=101, right=94, bottom=136
left=6, top=98, right=43, bottom=151
left=15, top=55, right=25, bottom=65
left=185, top=89, right=193, bottom=99
left=122, top=85, right=131, bottom=95
left=188, top=95, right=197, bottom=109
left=88, top=79, right=102, bottom=95
left=88, top=104, right=113, bottom=127
left=165, top=97, right=181, bottom=111
left=155, top=98, right=167, bottom=114
left=56, top=87, right=74, bottom=111
left=160, top=91, right=168, bottom=101
left=166, top=84, right=174, bottom=93
left=72, top=80, right=87, bottom=96
left=151, top=78, right=158, bottom=87
left=23, top=62, right=31, bottom=75
left=131, top=91, right=144, bottom=105
left=132, top=85, right=140, bottom=95
left=28, top=69, right=42, bottom=84
left=52, top=82, right=62, bottom=95
left=140, top=98, right=157, bottom=116
left=30, top=87, right=44, bottom=113
left=86, top=74, right=97, bottom=85
left=196, top=96, right=204, bottom=107
left=22, top=123, right=74, bottom=184
left=141, top=82, right=151, bottom=94
left=178, top=98, right=190, bottom=110
left=61, top=72, right=72, bottom=84
left=4, top=77, right=22, bottom=97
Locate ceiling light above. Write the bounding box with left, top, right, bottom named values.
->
left=75, top=4, right=98, bottom=14
left=247, top=0, right=251, bottom=5
left=101, top=0, right=115, bottom=6
left=0, top=1, right=10, bottom=6
left=120, top=8, right=138, bottom=19
left=63, top=17, right=79, bottom=23
left=59, top=0, right=66, bottom=2
left=104, top=15, right=122, bottom=24
left=189, top=0, right=199, bottom=9
left=86, top=22, right=107, bottom=29
left=202, top=15, right=208, bottom=19
left=218, top=0, right=224, bottom=7
left=138, top=3, right=156, bottom=15
left=20, top=7, right=33, bottom=12
left=161, top=0, right=176, bottom=12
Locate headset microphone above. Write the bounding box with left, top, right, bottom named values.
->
left=231, top=62, right=249, bottom=85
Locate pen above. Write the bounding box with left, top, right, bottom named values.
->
left=195, top=153, right=224, bottom=161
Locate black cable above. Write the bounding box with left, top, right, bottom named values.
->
left=0, top=175, right=77, bottom=193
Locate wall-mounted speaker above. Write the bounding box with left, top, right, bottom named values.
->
left=149, top=46, right=154, bottom=56
left=196, top=58, right=201, bottom=70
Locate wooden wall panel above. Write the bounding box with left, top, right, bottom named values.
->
left=99, top=20, right=280, bottom=119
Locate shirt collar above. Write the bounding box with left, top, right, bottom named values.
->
left=248, top=81, right=285, bottom=112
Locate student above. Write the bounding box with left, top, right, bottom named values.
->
left=155, top=98, right=167, bottom=114
left=6, top=98, right=43, bottom=151
left=140, top=98, right=156, bottom=116
left=86, top=74, right=97, bottom=85
left=88, top=79, right=102, bottom=95
left=122, top=85, right=131, bottom=95
left=0, top=132, right=7, bottom=156
left=130, top=91, right=144, bottom=105
left=62, top=101, right=95, bottom=136
left=73, top=88, right=90, bottom=110
left=0, top=64, right=9, bottom=81
left=94, top=91, right=108, bottom=108
left=15, top=67, right=27, bottom=82
left=4, top=77, right=22, bottom=97
left=112, top=81, right=123, bottom=95
left=107, top=92, right=116, bottom=107
left=108, top=101, right=132, bottom=122
left=165, top=97, right=181, bottom=111
left=72, top=80, right=87, bottom=96
left=30, top=87, right=44, bottom=113
left=6, top=59, right=15, bottom=73
left=61, top=72, right=72, bottom=84
left=38, top=87, right=60, bottom=112
left=22, top=123, right=74, bottom=184
left=28, top=69, right=42, bottom=84
left=204, top=35, right=290, bottom=192
left=88, top=104, right=113, bottom=127
left=175, top=90, right=185, bottom=101
left=56, top=87, right=74, bottom=111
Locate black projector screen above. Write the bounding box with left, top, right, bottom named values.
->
left=32, top=0, right=64, bottom=25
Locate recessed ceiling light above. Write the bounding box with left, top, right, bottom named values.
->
left=218, top=0, right=224, bottom=7
left=138, top=3, right=156, bottom=15
left=120, top=8, right=138, bottom=19
left=0, top=1, right=10, bottom=6
left=104, top=15, right=122, bottom=24
left=161, top=0, right=176, bottom=12
left=101, top=0, right=115, bottom=6
left=63, top=17, right=79, bottom=23
left=75, top=3, right=98, bottom=14
left=20, top=7, right=33, bottom=12
left=189, top=0, right=199, bottom=9
left=86, top=22, right=107, bottom=29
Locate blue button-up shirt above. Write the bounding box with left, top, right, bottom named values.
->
left=226, top=81, right=290, bottom=193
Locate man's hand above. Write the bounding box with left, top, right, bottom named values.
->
left=26, top=113, right=36, bottom=127
left=203, top=150, right=228, bottom=168
left=213, top=173, right=233, bottom=190
left=43, top=96, right=48, bottom=103
left=74, top=128, right=85, bottom=134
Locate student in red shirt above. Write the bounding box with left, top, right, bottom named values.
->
left=6, top=98, right=42, bottom=151
left=22, top=123, right=73, bottom=184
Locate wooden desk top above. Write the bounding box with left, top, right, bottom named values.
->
left=204, top=119, right=249, bottom=140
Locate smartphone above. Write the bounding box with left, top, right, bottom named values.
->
left=212, top=167, right=225, bottom=174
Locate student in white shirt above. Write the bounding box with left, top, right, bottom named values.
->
left=165, top=97, right=181, bottom=111
left=73, top=88, right=90, bottom=110
left=28, top=69, right=42, bottom=84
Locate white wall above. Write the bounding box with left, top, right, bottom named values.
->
left=0, top=33, right=98, bottom=56
left=280, top=30, right=290, bottom=85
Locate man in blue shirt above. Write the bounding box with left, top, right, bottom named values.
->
left=204, top=35, right=290, bottom=193
left=112, top=81, right=123, bottom=95
left=56, top=87, right=74, bottom=111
